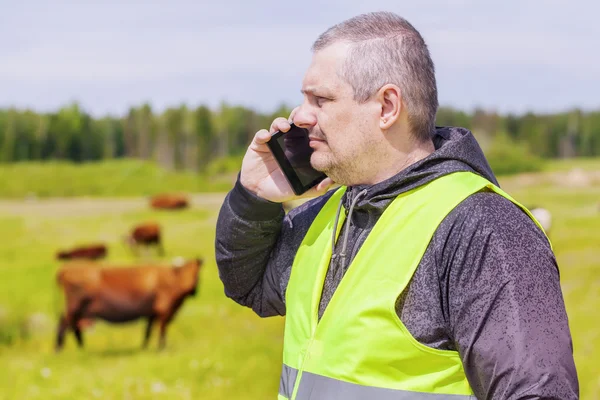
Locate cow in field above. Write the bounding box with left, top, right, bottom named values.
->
left=56, top=244, right=107, bottom=261
left=150, top=194, right=189, bottom=210
left=125, top=222, right=164, bottom=257
left=55, top=257, right=202, bottom=351
left=529, top=206, right=552, bottom=237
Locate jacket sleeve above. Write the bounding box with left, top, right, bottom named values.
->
left=442, top=192, right=579, bottom=399
left=215, top=176, right=331, bottom=317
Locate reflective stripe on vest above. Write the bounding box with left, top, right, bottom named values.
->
left=278, top=364, right=475, bottom=399
left=279, top=364, right=299, bottom=399
left=281, top=171, right=548, bottom=400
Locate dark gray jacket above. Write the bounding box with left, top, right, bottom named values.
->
left=215, top=126, right=579, bottom=399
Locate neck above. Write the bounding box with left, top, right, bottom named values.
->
left=366, top=137, right=435, bottom=185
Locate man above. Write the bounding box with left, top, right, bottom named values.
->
left=215, top=11, right=578, bottom=400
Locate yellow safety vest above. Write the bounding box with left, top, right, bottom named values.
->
left=279, top=171, right=547, bottom=399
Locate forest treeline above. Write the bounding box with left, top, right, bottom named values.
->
left=1, top=103, right=598, bottom=172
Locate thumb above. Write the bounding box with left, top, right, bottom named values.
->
left=300, top=177, right=336, bottom=199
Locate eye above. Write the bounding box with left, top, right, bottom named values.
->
left=315, top=96, right=328, bottom=107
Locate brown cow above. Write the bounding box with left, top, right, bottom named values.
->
left=55, top=257, right=202, bottom=351
left=125, top=222, right=164, bottom=257
left=150, top=194, right=189, bottom=210
left=56, top=244, right=107, bottom=261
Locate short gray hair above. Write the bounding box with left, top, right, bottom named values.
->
left=312, top=11, right=438, bottom=141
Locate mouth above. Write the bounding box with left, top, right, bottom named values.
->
left=308, top=135, right=326, bottom=148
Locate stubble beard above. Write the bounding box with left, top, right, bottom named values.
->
left=309, top=126, right=377, bottom=186
left=311, top=143, right=368, bottom=186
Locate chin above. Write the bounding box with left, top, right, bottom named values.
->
left=310, top=153, right=326, bottom=171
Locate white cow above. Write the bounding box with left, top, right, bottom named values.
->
left=530, top=207, right=552, bottom=236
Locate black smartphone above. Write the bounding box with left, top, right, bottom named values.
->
left=266, top=123, right=327, bottom=195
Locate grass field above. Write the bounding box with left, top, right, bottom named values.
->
left=0, top=159, right=598, bottom=399
left=0, top=159, right=239, bottom=198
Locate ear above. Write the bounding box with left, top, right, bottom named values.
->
left=376, top=84, right=401, bottom=130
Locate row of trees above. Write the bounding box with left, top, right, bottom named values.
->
left=0, top=103, right=292, bottom=172
left=0, top=103, right=598, bottom=171
left=436, top=107, right=600, bottom=159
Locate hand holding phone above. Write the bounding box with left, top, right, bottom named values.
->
left=240, top=117, right=332, bottom=203
left=267, top=123, right=327, bottom=195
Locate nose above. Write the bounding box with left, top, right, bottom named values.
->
left=293, top=103, right=317, bottom=129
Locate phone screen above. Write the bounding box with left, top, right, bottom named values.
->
left=267, top=124, right=327, bottom=195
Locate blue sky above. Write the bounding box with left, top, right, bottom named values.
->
left=1, top=0, right=598, bottom=117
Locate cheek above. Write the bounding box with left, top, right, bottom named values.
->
left=316, top=105, right=358, bottom=150
left=320, top=109, right=346, bottom=133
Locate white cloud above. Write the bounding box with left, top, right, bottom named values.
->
left=0, top=0, right=598, bottom=114
left=0, top=27, right=312, bottom=81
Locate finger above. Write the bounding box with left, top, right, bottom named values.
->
left=270, top=117, right=291, bottom=134
left=315, top=177, right=335, bottom=192
left=302, top=177, right=336, bottom=198
left=252, top=129, right=272, bottom=145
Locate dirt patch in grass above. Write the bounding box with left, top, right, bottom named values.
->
left=0, top=193, right=227, bottom=218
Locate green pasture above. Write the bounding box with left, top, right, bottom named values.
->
left=0, top=159, right=240, bottom=198
left=0, top=159, right=598, bottom=399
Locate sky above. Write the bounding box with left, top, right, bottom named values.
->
left=1, top=0, right=599, bottom=117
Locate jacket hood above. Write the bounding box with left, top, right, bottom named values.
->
left=342, top=126, right=498, bottom=224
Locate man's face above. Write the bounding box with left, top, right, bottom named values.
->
left=293, top=42, right=380, bottom=185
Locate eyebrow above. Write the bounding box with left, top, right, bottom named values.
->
left=301, top=86, right=334, bottom=97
